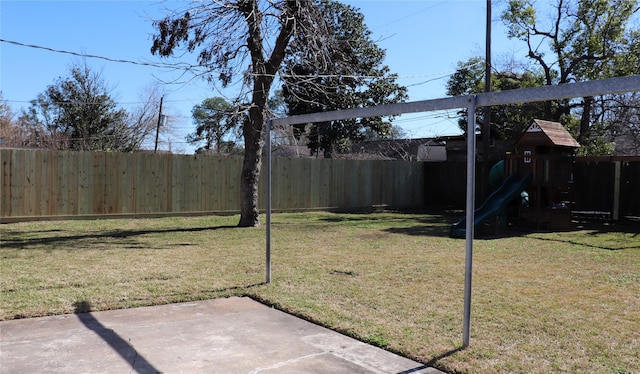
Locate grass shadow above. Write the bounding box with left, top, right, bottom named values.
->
left=572, top=219, right=640, bottom=236
left=528, top=234, right=640, bottom=251
left=445, top=215, right=640, bottom=241
left=315, top=209, right=459, bottom=238
left=0, top=225, right=238, bottom=250
left=472, top=218, right=640, bottom=249
left=383, top=224, right=451, bottom=238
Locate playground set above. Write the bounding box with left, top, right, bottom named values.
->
left=450, top=119, right=581, bottom=238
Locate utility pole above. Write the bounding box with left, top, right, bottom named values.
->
left=154, top=95, right=164, bottom=153
left=482, top=0, right=492, bottom=199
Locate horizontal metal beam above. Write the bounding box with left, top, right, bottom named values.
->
left=271, top=95, right=471, bottom=127
left=477, top=74, right=640, bottom=107
left=271, top=75, right=640, bottom=127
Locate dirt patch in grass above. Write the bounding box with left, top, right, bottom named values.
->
left=1, top=211, right=638, bottom=373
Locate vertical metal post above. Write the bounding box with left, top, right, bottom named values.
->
left=463, top=96, right=477, bottom=348
left=265, top=119, right=272, bottom=283
left=482, top=0, right=492, bottom=201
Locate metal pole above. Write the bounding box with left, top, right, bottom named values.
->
left=463, top=96, right=477, bottom=348
left=482, top=0, right=492, bottom=201
left=265, top=119, right=272, bottom=284
left=271, top=75, right=640, bottom=128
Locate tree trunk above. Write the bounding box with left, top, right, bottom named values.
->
left=236, top=0, right=300, bottom=227
left=238, top=105, right=265, bottom=227
left=578, top=96, right=593, bottom=145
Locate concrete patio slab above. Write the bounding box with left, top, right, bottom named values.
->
left=0, top=297, right=444, bottom=374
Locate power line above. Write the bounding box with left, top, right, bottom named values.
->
left=369, top=0, right=450, bottom=31
left=0, top=38, right=188, bottom=70
left=1, top=37, right=474, bottom=83
left=2, top=37, right=473, bottom=132
left=3, top=98, right=192, bottom=106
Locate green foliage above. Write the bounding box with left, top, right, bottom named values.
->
left=565, top=117, right=615, bottom=156
left=187, top=97, right=243, bottom=154
left=576, top=140, right=615, bottom=156
left=444, top=0, right=640, bottom=155
left=502, top=0, right=536, bottom=40
left=151, top=0, right=330, bottom=226
left=281, top=0, right=407, bottom=157
left=445, top=57, right=551, bottom=140
left=500, top=0, right=640, bottom=150
left=19, top=64, right=135, bottom=151
left=502, top=0, right=638, bottom=84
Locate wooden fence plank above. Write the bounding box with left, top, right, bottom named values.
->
left=573, top=160, right=615, bottom=212
left=48, top=151, right=60, bottom=216
left=319, top=159, right=332, bottom=208
left=305, top=158, right=317, bottom=208
left=170, top=154, right=182, bottom=212
left=1, top=150, right=427, bottom=219
left=9, top=150, right=22, bottom=216
left=82, top=151, right=95, bottom=215
left=0, top=150, right=10, bottom=216
left=23, top=149, right=36, bottom=216
left=68, top=152, right=76, bottom=215
left=36, top=151, right=48, bottom=216
left=620, top=161, right=640, bottom=217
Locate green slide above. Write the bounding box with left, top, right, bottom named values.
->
left=450, top=172, right=532, bottom=238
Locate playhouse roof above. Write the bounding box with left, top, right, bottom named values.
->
left=515, top=119, right=581, bottom=149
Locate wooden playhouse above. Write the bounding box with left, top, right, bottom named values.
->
left=505, top=119, right=580, bottom=229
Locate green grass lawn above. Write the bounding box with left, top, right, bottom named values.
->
left=1, top=211, right=638, bottom=374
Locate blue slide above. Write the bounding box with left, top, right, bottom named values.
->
left=450, top=173, right=532, bottom=238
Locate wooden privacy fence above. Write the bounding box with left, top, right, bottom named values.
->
left=423, top=157, right=640, bottom=219
left=572, top=156, right=640, bottom=219
left=0, top=149, right=425, bottom=220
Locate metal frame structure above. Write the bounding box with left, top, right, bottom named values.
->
left=264, top=75, right=640, bottom=347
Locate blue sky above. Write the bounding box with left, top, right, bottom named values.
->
left=1, top=0, right=523, bottom=153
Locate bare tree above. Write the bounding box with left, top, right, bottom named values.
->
left=151, top=0, right=329, bottom=226
left=600, top=93, right=640, bottom=155
left=126, top=85, right=165, bottom=151
left=0, top=92, right=33, bottom=148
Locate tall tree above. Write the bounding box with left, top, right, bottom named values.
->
left=502, top=0, right=640, bottom=145
left=19, top=63, right=133, bottom=151
left=446, top=57, right=550, bottom=140
left=151, top=0, right=329, bottom=227
left=151, top=0, right=327, bottom=226
left=281, top=0, right=407, bottom=157
left=187, top=97, right=243, bottom=154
